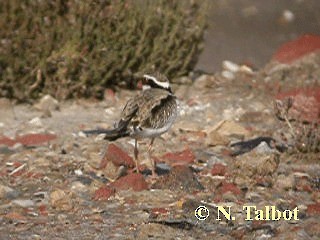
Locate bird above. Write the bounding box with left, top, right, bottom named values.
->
left=83, top=72, right=178, bottom=176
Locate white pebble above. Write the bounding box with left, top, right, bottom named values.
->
left=221, top=70, right=235, bottom=80
left=78, top=131, right=87, bottom=138
left=74, top=169, right=83, bottom=176
left=222, top=60, right=240, bottom=73
left=29, top=117, right=43, bottom=127
left=12, top=199, right=34, bottom=208
left=282, top=10, right=295, bottom=22
left=104, top=108, right=115, bottom=115
left=239, top=65, right=254, bottom=74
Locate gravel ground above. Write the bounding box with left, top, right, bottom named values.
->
left=1, top=49, right=320, bottom=239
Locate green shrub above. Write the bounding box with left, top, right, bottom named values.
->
left=0, top=0, right=207, bottom=101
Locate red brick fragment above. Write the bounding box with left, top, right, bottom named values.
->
left=111, top=173, right=148, bottom=191
left=151, top=207, right=169, bottom=215
left=276, top=87, right=320, bottom=123
left=101, top=143, right=135, bottom=169
left=38, top=205, right=48, bottom=216
left=4, top=212, right=27, bottom=221
left=211, top=163, right=227, bottom=176
left=93, top=186, right=116, bottom=201
left=307, top=203, right=320, bottom=216
left=0, top=136, right=16, bottom=147
left=220, top=182, right=242, bottom=195
left=273, top=34, right=320, bottom=63
left=162, top=148, right=196, bottom=166
left=16, top=133, right=57, bottom=146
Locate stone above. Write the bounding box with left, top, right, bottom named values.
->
left=219, top=182, right=242, bottom=195
left=0, top=136, right=16, bottom=147
left=205, top=130, right=229, bottom=146
left=211, top=163, right=227, bottom=176
left=304, top=219, right=320, bottom=238
left=152, top=165, right=203, bottom=192
left=93, top=186, right=116, bottom=200
left=281, top=9, right=295, bottom=24
left=100, top=160, right=123, bottom=181
left=136, top=223, right=184, bottom=239
left=222, top=60, right=240, bottom=73
left=307, top=203, right=320, bottom=216
left=274, top=174, right=295, bottom=191
left=111, top=173, right=148, bottom=192
left=161, top=148, right=196, bottom=166
left=221, top=70, right=235, bottom=80
left=0, top=184, right=19, bottom=199
left=272, top=34, right=320, bottom=63
left=205, top=120, right=250, bottom=146
left=50, top=189, right=73, bottom=211
left=28, top=117, right=43, bottom=127
left=16, top=133, right=57, bottom=147
left=4, top=212, right=27, bottom=222
left=275, top=87, right=320, bottom=123
left=101, top=143, right=135, bottom=168
left=34, top=94, right=59, bottom=113
left=12, top=199, right=34, bottom=208
left=235, top=152, right=280, bottom=178
left=253, top=141, right=277, bottom=154
left=193, top=74, right=216, bottom=89
left=70, top=181, right=88, bottom=193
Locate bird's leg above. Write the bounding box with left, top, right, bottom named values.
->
left=134, top=139, right=139, bottom=173
left=148, top=138, right=156, bottom=177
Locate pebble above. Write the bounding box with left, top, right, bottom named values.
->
left=12, top=199, right=34, bottom=208
left=206, top=120, right=250, bottom=140
left=282, top=9, right=295, bottom=23
left=28, top=117, right=43, bottom=127
left=193, top=74, right=216, bottom=89
left=253, top=141, right=276, bottom=154
left=152, top=165, right=203, bottom=192
left=222, top=60, right=240, bottom=73
left=70, top=181, right=88, bottom=193
left=78, top=131, right=87, bottom=138
left=74, top=169, right=83, bottom=176
left=50, top=189, right=73, bottom=211
left=0, top=184, right=19, bottom=199
left=274, top=174, right=295, bottom=190
left=205, top=128, right=230, bottom=146
left=34, top=94, right=59, bottom=112
left=239, top=65, right=254, bottom=74
left=221, top=70, right=235, bottom=80
left=235, top=152, right=280, bottom=177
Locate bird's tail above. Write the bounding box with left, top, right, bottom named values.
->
left=82, top=127, right=129, bottom=141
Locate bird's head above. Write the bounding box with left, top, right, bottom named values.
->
left=143, top=72, right=172, bottom=93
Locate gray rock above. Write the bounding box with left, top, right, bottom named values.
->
left=0, top=184, right=20, bottom=199
left=34, top=94, right=59, bottom=113
left=12, top=199, right=35, bottom=208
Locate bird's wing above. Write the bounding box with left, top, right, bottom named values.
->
left=119, top=94, right=140, bottom=127
left=133, top=88, right=177, bottom=129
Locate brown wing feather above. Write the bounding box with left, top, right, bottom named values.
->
left=144, top=95, right=177, bottom=128
left=135, top=89, right=176, bottom=128
left=119, top=88, right=176, bottom=130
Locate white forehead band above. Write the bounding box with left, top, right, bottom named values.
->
left=143, top=74, right=170, bottom=89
